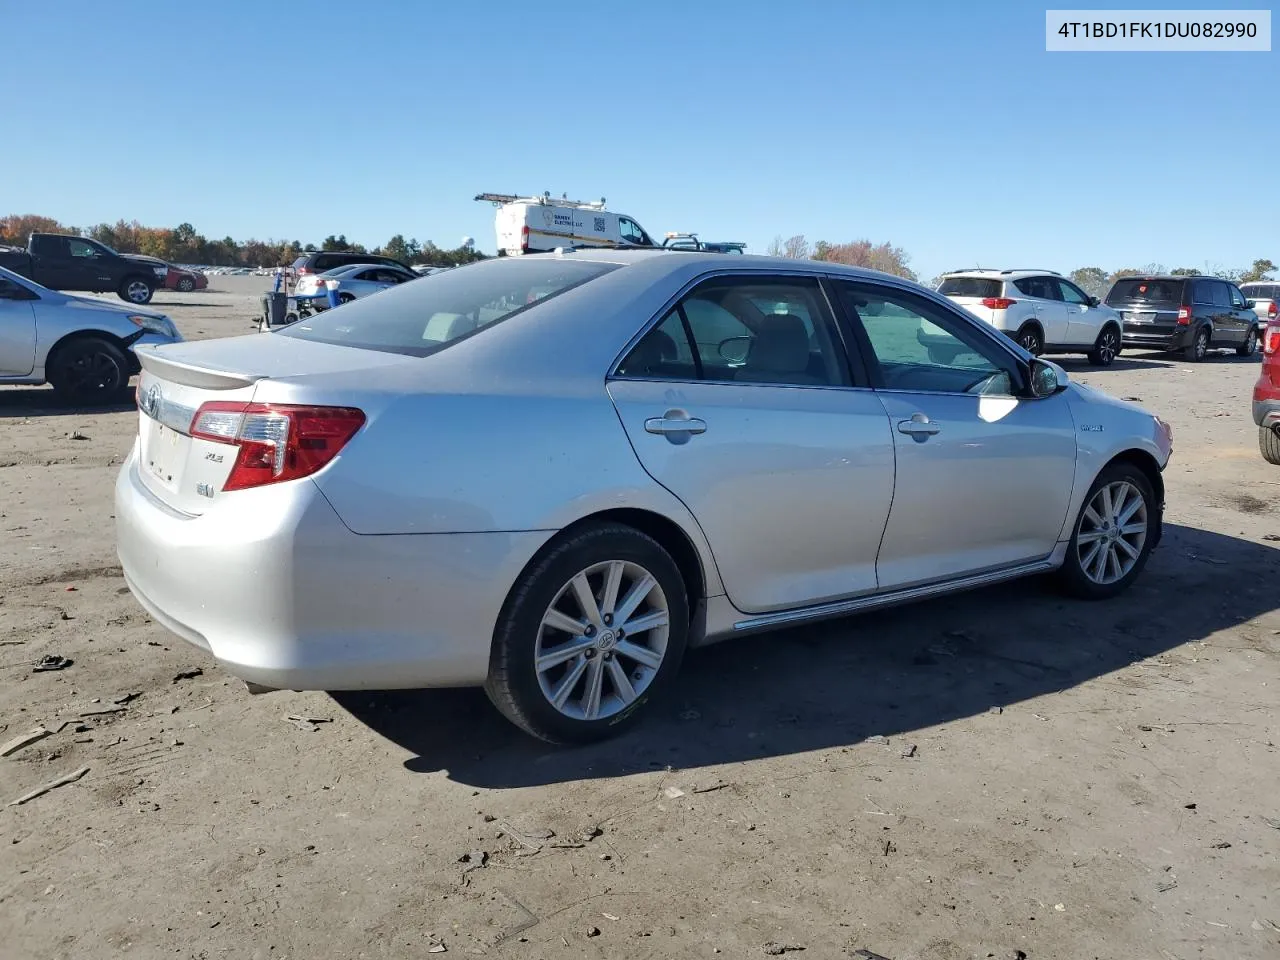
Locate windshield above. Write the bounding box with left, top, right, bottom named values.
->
left=280, top=256, right=620, bottom=356
left=937, top=277, right=1002, bottom=298
left=1106, top=278, right=1184, bottom=305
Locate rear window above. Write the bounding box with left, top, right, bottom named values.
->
left=937, top=277, right=1002, bottom=299
left=279, top=257, right=619, bottom=357
left=1106, top=278, right=1184, bottom=306
left=1242, top=283, right=1279, bottom=300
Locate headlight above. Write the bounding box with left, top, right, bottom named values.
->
left=129, top=315, right=176, bottom=337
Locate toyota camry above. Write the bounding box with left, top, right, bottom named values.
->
left=116, top=250, right=1172, bottom=742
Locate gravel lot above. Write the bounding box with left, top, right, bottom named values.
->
left=2, top=275, right=1278, bottom=960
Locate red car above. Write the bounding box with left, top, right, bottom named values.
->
left=1253, top=322, right=1280, bottom=463
left=133, top=256, right=208, bottom=293
left=164, top=265, right=208, bottom=293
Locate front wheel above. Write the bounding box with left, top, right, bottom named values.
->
left=47, top=337, right=129, bottom=405
left=1237, top=328, right=1259, bottom=357
left=1087, top=327, right=1121, bottom=367
left=1057, top=463, right=1157, bottom=600
left=1184, top=326, right=1209, bottom=362
left=177, top=276, right=195, bottom=293
left=118, top=277, right=154, bottom=304
left=485, top=523, right=689, bottom=743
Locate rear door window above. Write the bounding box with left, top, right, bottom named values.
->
left=615, top=276, right=850, bottom=387
left=1012, top=276, right=1062, bottom=300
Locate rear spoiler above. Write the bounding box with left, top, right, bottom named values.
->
left=135, top=346, right=262, bottom=390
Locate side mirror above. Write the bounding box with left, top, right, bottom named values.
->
left=1088, top=296, right=1100, bottom=307
left=1246, top=300, right=1257, bottom=310
left=1029, top=359, right=1068, bottom=398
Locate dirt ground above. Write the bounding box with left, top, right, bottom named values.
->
left=2, top=275, right=1278, bottom=960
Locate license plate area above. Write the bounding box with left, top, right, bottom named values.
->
left=143, top=419, right=187, bottom=491
left=1126, top=311, right=1156, bottom=324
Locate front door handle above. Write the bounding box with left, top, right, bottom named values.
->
left=645, top=414, right=706, bottom=442
left=897, top=413, right=941, bottom=440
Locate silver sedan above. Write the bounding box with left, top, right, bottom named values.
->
left=294, top=263, right=419, bottom=305
left=115, top=251, right=1173, bottom=742
left=0, top=265, right=182, bottom=403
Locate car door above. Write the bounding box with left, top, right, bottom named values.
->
left=1056, top=277, right=1102, bottom=345
left=1192, top=279, right=1229, bottom=341
left=0, top=275, right=39, bottom=376
left=1228, top=282, right=1255, bottom=340
left=1012, top=275, right=1069, bottom=346
left=830, top=280, right=1078, bottom=591
left=29, top=235, right=78, bottom=290
left=607, top=273, right=897, bottom=614
left=65, top=238, right=115, bottom=291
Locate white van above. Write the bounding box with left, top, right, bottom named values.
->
left=477, top=193, right=658, bottom=255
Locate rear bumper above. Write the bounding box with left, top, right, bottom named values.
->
left=1121, top=326, right=1191, bottom=350
left=115, top=448, right=549, bottom=690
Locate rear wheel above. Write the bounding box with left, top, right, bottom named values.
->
left=337, top=292, right=356, bottom=304
left=1237, top=327, right=1259, bottom=357
left=1259, top=425, right=1280, bottom=465
left=485, top=523, right=689, bottom=743
left=1057, top=463, right=1156, bottom=600
left=1087, top=326, right=1121, bottom=367
left=1015, top=324, right=1043, bottom=356
left=47, top=337, right=129, bottom=405
left=1184, top=326, right=1209, bottom=362
left=118, top=277, right=154, bottom=304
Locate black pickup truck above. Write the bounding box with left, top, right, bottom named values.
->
left=0, top=233, right=169, bottom=304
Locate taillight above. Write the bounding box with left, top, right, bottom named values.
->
left=1264, top=324, right=1280, bottom=355
left=1269, top=302, right=1278, bottom=319
left=981, top=297, right=1017, bottom=310
left=189, top=402, right=365, bottom=491
left=520, top=224, right=529, bottom=254
left=1176, top=306, right=1191, bottom=325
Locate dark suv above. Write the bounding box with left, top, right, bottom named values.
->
left=1105, top=274, right=1261, bottom=361
left=290, top=251, right=414, bottom=277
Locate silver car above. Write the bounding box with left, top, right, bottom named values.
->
left=115, top=251, right=1173, bottom=742
left=0, top=265, right=182, bottom=403
left=294, top=263, right=419, bottom=306
left=1240, top=281, right=1279, bottom=326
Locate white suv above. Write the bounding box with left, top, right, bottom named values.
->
left=930, top=269, right=1124, bottom=367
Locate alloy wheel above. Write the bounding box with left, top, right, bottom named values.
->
left=535, top=560, right=670, bottom=721
left=1075, top=480, right=1148, bottom=585
left=126, top=280, right=150, bottom=303
left=1097, top=331, right=1118, bottom=364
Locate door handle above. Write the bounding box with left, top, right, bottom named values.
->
left=897, top=413, right=941, bottom=440
left=645, top=415, right=707, bottom=436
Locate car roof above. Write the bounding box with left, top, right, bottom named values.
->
left=530, top=247, right=918, bottom=283
left=940, top=269, right=1059, bottom=280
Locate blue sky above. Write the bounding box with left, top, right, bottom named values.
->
left=2, top=1, right=1275, bottom=280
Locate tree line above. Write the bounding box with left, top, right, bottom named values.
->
left=0, top=214, right=487, bottom=269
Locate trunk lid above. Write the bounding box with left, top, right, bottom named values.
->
left=132, top=336, right=411, bottom=516
left=1106, top=277, right=1187, bottom=337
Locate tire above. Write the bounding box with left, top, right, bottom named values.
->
left=1014, top=324, right=1043, bottom=356
left=118, top=277, right=154, bottom=304
left=1184, top=326, right=1209, bottom=362
left=927, top=345, right=960, bottom=365
left=1259, top=425, right=1280, bottom=465
left=484, top=523, right=690, bottom=743
left=1087, top=326, right=1121, bottom=367
left=46, top=336, right=130, bottom=405
left=1237, top=327, right=1259, bottom=357
left=177, top=276, right=195, bottom=293
left=337, top=293, right=356, bottom=304
left=1057, top=462, right=1157, bottom=600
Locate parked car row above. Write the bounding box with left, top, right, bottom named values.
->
left=934, top=268, right=1265, bottom=366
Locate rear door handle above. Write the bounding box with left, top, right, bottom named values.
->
left=645, top=416, right=707, bottom=436
left=897, top=413, right=941, bottom=440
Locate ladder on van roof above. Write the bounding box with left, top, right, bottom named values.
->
left=475, top=192, right=608, bottom=210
